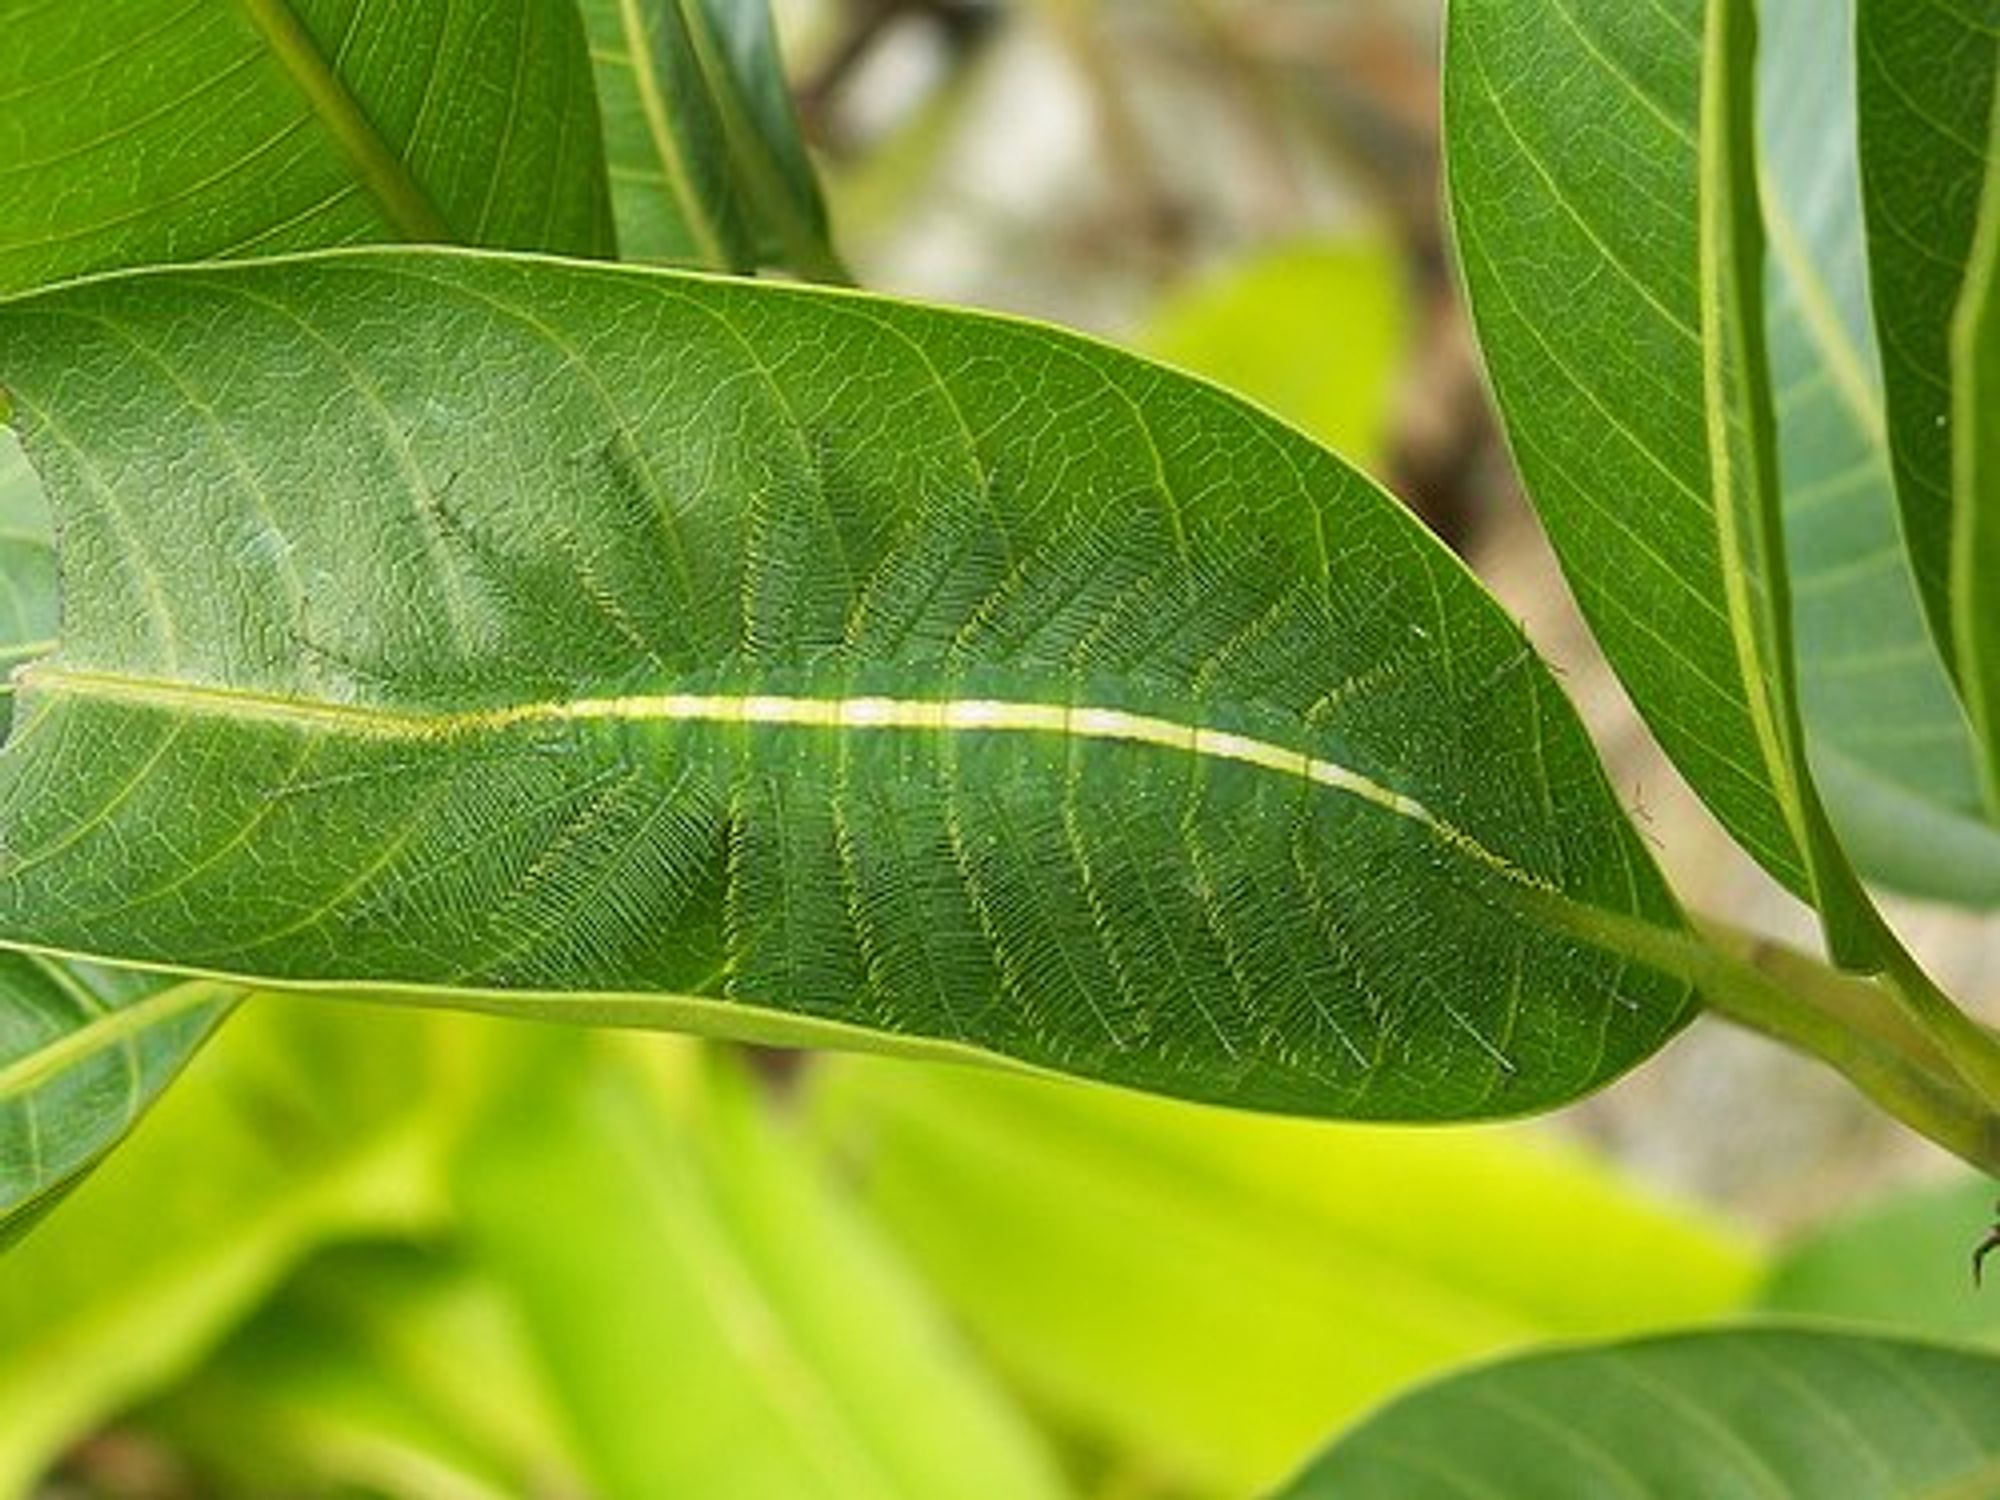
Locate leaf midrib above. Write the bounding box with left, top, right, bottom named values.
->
left=1760, top=171, right=1888, bottom=445
left=233, top=0, right=452, bottom=241
left=0, top=976, right=225, bottom=1099
left=14, top=662, right=1555, bottom=891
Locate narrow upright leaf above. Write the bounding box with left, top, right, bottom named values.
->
left=1446, top=0, right=1880, bottom=953
left=0, top=249, right=1693, bottom=1121
left=1955, top=89, right=2000, bottom=813
left=1856, top=0, right=2000, bottom=675
left=1274, top=1327, right=2000, bottom=1500
left=580, top=0, right=840, bottom=275
left=1761, top=0, right=2000, bottom=903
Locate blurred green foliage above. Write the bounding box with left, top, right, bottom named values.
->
left=807, top=1056, right=1758, bottom=1498
left=0, top=995, right=1763, bottom=1499
left=1141, top=241, right=1408, bottom=471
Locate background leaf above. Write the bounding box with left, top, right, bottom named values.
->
left=0, top=0, right=616, bottom=295
left=144, top=1244, right=587, bottom=1500
left=0, top=248, right=1692, bottom=1120
left=455, top=1040, right=1066, bottom=1500
left=580, top=0, right=840, bottom=275
left=1758, top=1174, right=2000, bottom=1345
left=1855, top=0, right=1999, bottom=680
left=808, top=1056, right=1759, bottom=1498
left=0, top=957, right=231, bottom=1247
left=1759, top=0, right=2000, bottom=904
left=1273, top=1326, right=2000, bottom=1499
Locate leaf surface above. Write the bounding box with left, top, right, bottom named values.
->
left=0, top=434, right=54, bottom=739
left=1274, top=1327, right=2000, bottom=1500
left=0, top=0, right=615, bottom=295
left=580, top=0, right=839, bottom=275
left=0, top=248, right=1693, bottom=1120
left=1760, top=0, right=2000, bottom=903
left=809, top=1055, right=1757, bottom=1497
left=1856, top=0, right=2000, bottom=677
left=1445, top=0, right=1878, bottom=947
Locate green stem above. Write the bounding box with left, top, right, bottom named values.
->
left=1528, top=894, right=2000, bottom=1176
left=1694, top=921, right=2000, bottom=1175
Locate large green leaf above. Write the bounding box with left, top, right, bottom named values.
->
left=809, top=1056, right=1758, bottom=1497
left=580, top=0, right=840, bottom=275
left=1856, top=0, right=1999, bottom=682
left=1273, top=1327, right=2000, bottom=1499
left=0, top=248, right=1694, bottom=1120
left=0, top=998, right=477, bottom=1494
left=0, top=0, right=616, bottom=295
left=456, top=1040, right=1067, bottom=1500
left=1760, top=0, right=2000, bottom=904
left=1445, top=0, right=1879, bottom=951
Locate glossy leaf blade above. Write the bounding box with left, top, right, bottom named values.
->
left=1445, top=0, right=1875, bottom=947
left=0, top=249, right=1692, bottom=1120
left=1761, top=0, right=2000, bottom=903
left=1856, top=0, right=2000, bottom=675
left=580, top=0, right=839, bottom=275
left=809, top=1055, right=1758, bottom=1497
left=0, top=0, right=615, bottom=296
left=1274, top=1327, right=2000, bottom=1499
